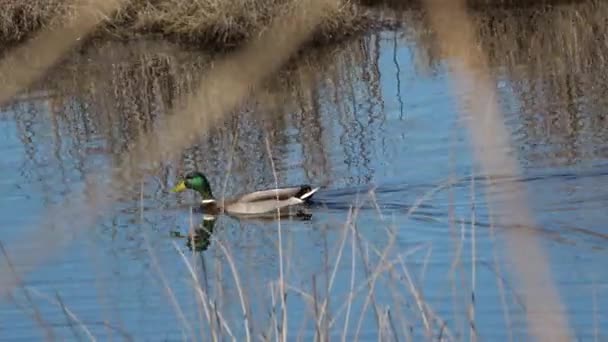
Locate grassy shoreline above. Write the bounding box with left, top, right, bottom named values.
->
left=0, top=0, right=584, bottom=51
left=0, top=0, right=386, bottom=51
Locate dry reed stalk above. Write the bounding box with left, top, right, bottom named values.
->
left=191, top=220, right=252, bottom=341
left=353, top=219, right=395, bottom=339
left=140, top=182, right=196, bottom=341
left=469, top=172, right=477, bottom=341
left=264, top=135, right=285, bottom=342
left=315, top=206, right=355, bottom=338
left=173, top=241, right=237, bottom=341
left=25, top=287, right=97, bottom=341
left=341, top=209, right=357, bottom=341
left=423, top=0, right=571, bottom=340
left=0, top=242, right=56, bottom=340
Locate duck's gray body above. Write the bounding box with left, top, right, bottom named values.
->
left=203, top=185, right=319, bottom=216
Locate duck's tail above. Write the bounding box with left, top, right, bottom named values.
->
left=297, top=185, right=320, bottom=201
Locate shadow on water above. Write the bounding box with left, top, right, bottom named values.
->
left=3, top=1, right=608, bottom=340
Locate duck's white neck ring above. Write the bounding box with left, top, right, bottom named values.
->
left=202, top=214, right=217, bottom=221
left=201, top=199, right=216, bottom=204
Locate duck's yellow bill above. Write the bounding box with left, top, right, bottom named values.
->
left=171, top=180, right=187, bottom=193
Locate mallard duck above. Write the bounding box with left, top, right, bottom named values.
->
left=171, top=171, right=319, bottom=217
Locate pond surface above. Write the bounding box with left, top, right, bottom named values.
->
left=1, top=2, right=608, bottom=341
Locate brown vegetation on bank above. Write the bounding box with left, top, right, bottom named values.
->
left=0, top=0, right=375, bottom=49
left=0, top=0, right=590, bottom=50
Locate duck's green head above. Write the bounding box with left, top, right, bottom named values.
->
left=171, top=171, right=214, bottom=200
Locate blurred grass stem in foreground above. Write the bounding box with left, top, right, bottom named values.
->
left=424, top=0, right=572, bottom=340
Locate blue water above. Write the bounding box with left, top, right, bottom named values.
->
left=1, top=8, right=608, bottom=341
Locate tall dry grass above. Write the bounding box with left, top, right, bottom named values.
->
left=0, top=1, right=69, bottom=43
left=0, top=0, right=370, bottom=48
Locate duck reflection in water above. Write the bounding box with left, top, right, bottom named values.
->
left=185, top=215, right=217, bottom=252
left=173, top=209, right=314, bottom=252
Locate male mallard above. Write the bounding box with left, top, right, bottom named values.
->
left=171, top=171, right=319, bottom=217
